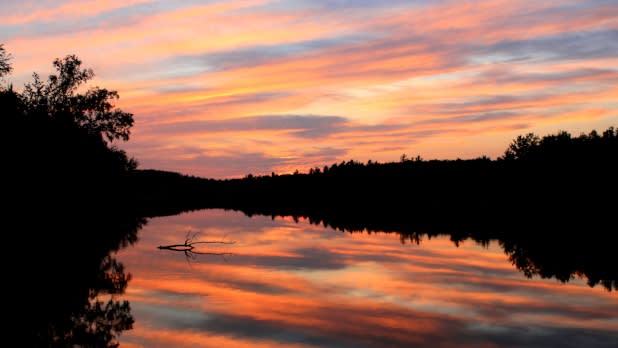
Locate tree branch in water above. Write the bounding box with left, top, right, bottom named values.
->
left=157, top=231, right=235, bottom=258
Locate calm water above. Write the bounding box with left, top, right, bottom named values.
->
left=115, top=209, right=617, bottom=348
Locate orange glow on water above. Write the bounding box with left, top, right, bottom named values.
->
left=115, top=210, right=618, bottom=347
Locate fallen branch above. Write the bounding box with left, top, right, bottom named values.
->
left=157, top=231, right=235, bottom=259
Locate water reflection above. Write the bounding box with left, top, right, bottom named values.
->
left=236, top=207, right=617, bottom=292
left=11, top=208, right=145, bottom=347
left=117, top=210, right=617, bottom=348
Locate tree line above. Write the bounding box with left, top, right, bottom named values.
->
left=2, top=44, right=616, bottom=215
left=3, top=46, right=616, bottom=292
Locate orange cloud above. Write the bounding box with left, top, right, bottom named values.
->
left=2, top=0, right=616, bottom=177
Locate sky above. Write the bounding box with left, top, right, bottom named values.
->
left=1, top=0, right=617, bottom=178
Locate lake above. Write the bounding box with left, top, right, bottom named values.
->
left=112, top=209, right=617, bottom=347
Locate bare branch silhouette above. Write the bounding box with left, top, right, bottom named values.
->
left=157, top=231, right=235, bottom=261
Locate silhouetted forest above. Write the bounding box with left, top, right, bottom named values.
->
left=2, top=48, right=142, bottom=345
left=2, top=44, right=616, bottom=346
left=1, top=46, right=136, bottom=216
left=124, top=127, right=617, bottom=290
left=2, top=46, right=615, bottom=223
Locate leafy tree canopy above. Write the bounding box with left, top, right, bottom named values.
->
left=1, top=44, right=137, bottom=176
left=501, top=128, right=616, bottom=161
left=20, top=54, right=134, bottom=142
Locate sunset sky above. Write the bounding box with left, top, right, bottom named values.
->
left=1, top=0, right=617, bottom=178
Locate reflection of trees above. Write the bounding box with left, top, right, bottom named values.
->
left=1, top=45, right=147, bottom=346
left=233, top=206, right=617, bottom=291
left=68, top=298, right=133, bottom=348
left=500, top=236, right=617, bottom=292
left=193, top=128, right=615, bottom=291
left=1, top=45, right=146, bottom=347
left=41, top=256, right=133, bottom=347
left=226, top=206, right=617, bottom=292
left=12, top=209, right=146, bottom=347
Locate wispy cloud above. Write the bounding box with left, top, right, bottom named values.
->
left=145, top=114, right=349, bottom=138
left=170, top=36, right=367, bottom=72
left=1, top=0, right=616, bottom=177
left=473, top=29, right=618, bottom=62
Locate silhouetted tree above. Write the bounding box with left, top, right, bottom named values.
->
left=1, top=46, right=138, bottom=201
left=502, top=132, right=540, bottom=160
left=20, top=54, right=134, bottom=142
left=0, top=44, right=11, bottom=79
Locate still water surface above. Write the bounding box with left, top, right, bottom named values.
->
left=116, top=209, right=617, bottom=347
